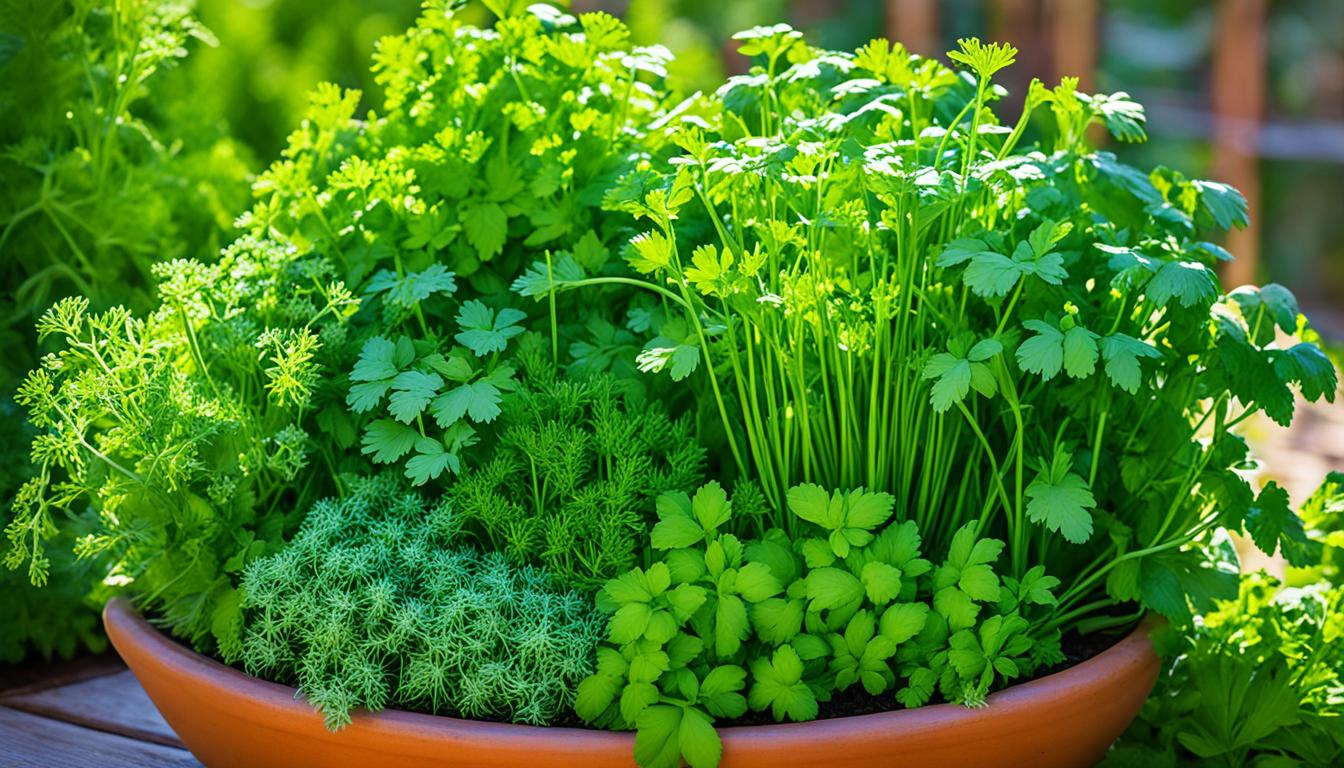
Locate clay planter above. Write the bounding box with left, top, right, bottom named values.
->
left=105, top=598, right=1159, bottom=768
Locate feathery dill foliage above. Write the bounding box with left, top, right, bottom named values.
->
left=0, top=0, right=249, bottom=381
left=451, top=367, right=708, bottom=589
left=6, top=236, right=358, bottom=651
left=238, top=475, right=603, bottom=730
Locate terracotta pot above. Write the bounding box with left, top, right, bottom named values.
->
left=105, top=598, right=1159, bottom=768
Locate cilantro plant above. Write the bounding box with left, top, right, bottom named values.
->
left=535, top=27, right=1338, bottom=639
left=238, top=475, right=602, bottom=730
left=577, top=482, right=1058, bottom=768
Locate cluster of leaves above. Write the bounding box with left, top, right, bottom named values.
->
left=0, top=398, right=105, bottom=663
left=0, top=0, right=250, bottom=384
left=533, top=25, right=1338, bottom=641
left=238, top=474, right=603, bottom=730
left=451, top=370, right=706, bottom=589
left=5, top=236, right=358, bottom=651
left=3, top=1, right=673, bottom=655
left=576, top=482, right=1061, bottom=768
left=0, top=0, right=252, bottom=661
left=1107, top=474, right=1344, bottom=768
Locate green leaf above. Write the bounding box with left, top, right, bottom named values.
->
left=1016, top=320, right=1064, bottom=379
left=804, top=567, right=864, bottom=612
left=429, top=380, right=503, bottom=427
left=1244, top=482, right=1309, bottom=566
left=1099, top=333, right=1161, bottom=393
left=351, top=336, right=399, bottom=381
left=699, top=666, right=748, bottom=719
left=748, top=645, right=818, bottom=722
left=1145, top=261, right=1217, bottom=308
left=628, top=230, right=672, bottom=274
left=734, top=562, right=782, bottom=602
left=1192, top=179, right=1249, bottom=230
left=455, top=300, right=527, bottom=356
left=1025, top=450, right=1096, bottom=544
left=693, top=482, right=732, bottom=533
left=634, top=705, right=684, bottom=768
left=715, top=594, right=749, bottom=657
left=861, top=561, right=903, bottom=605
left=404, top=438, right=458, bottom=485
left=677, top=706, right=722, bottom=768
left=387, top=370, right=443, bottom=423
left=460, top=201, right=509, bottom=260
left=879, top=602, right=929, bottom=643
left=511, top=253, right=585, bottom=299
left=360, top=420, right=421, bottom=464
left=621, top=681, right=660, bottom=725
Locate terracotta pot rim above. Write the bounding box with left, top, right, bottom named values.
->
left=104, top=597, right=1158, bottom=745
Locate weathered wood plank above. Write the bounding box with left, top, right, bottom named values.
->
left=1, top=669, right=182, bottom=747
left=0, top=653, right=124, bottom=697
left=0, top=706, right=200, bottom=767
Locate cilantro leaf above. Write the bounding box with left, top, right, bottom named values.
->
left=1145, top=260, right=1217, bottom=308
left=1244, top=482, right=1310, bottom=566
left=360, top=419, right=421, bottom=464
left=454, top=300, right=527, bottom=356
left=460, top=201, right=508, bottom=261
left=1099, top=333, right=1161, bottom=393
left=748, top=645, right=817, bottom=722
left=1025, top=448, right=1096, bottom=543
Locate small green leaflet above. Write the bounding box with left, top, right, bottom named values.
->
left=636, top=317, right=700, bottom=381
left=388, top=370, right=443, bottom=423
left=361, top=419, right=420, bottom=464
left=365, top=264, right=457, bottom=308
left=922, top=337, right=1001, bottom=413
left=510, top=253, right=586, bottom=299
left=1098, top=333, right=1161, bottom=393
left=747, top=645, right=817, bottom=722
left=454, top=300, right=527, bottom=356
left=1016, top=319, right=1098, bottom=381
left=633, top=704, right=721, bottom=768
left=1191, top=179, right=1249, bottom=231
left=1244, top=482, right=1310, bottom=566
left=1025, top=448, right=1096, bottom=543
left=937, top=221, right=1069, bottom=298
left=1145, top=260, right=1217, bottom=308
left=460, top=200, right=508, bottom=261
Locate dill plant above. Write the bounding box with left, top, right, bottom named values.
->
left=450, top=365, right=708, bottom=589
left=238, top=475, right=603, bottom=729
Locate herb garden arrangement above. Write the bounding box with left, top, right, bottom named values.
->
left=3, top=2, right=1342, bottom=767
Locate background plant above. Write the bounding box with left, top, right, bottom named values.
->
left=1106, top=473, right=1344, bottom=768
left=238, top=474, right=603, bottom=729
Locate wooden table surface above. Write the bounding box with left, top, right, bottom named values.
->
left=0, top=654, right=200, bottom=767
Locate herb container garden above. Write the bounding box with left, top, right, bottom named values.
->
left=106, top=598, right=1158, bottom=768
left=9, top=4, right=1338, bottom=768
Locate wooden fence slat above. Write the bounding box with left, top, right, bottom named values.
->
left=1212, top=0, right=1268, bottom=287
left=885, top=0, right=940, bottom=56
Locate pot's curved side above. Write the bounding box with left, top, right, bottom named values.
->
left=105, top=599, right=1159, bottom=768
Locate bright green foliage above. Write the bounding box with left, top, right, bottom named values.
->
left=1109, top=475, right=1344, bottom=767
left=533, top=22, right=1338, bottom=643
left=578, top=482, right=1056, bottom=767
left=5, top=237, right=358, bottom=651
left=0, top=0, right=249, bottom=384
left=451, top=373, right=706, bottom=589
left=1107, top=574, right=1344, bottom=768
left=243, top=1, right=668, bottom=304
left=239, top=475, right=602, bottom=730
left=0, top=399, right=105, bottom=663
